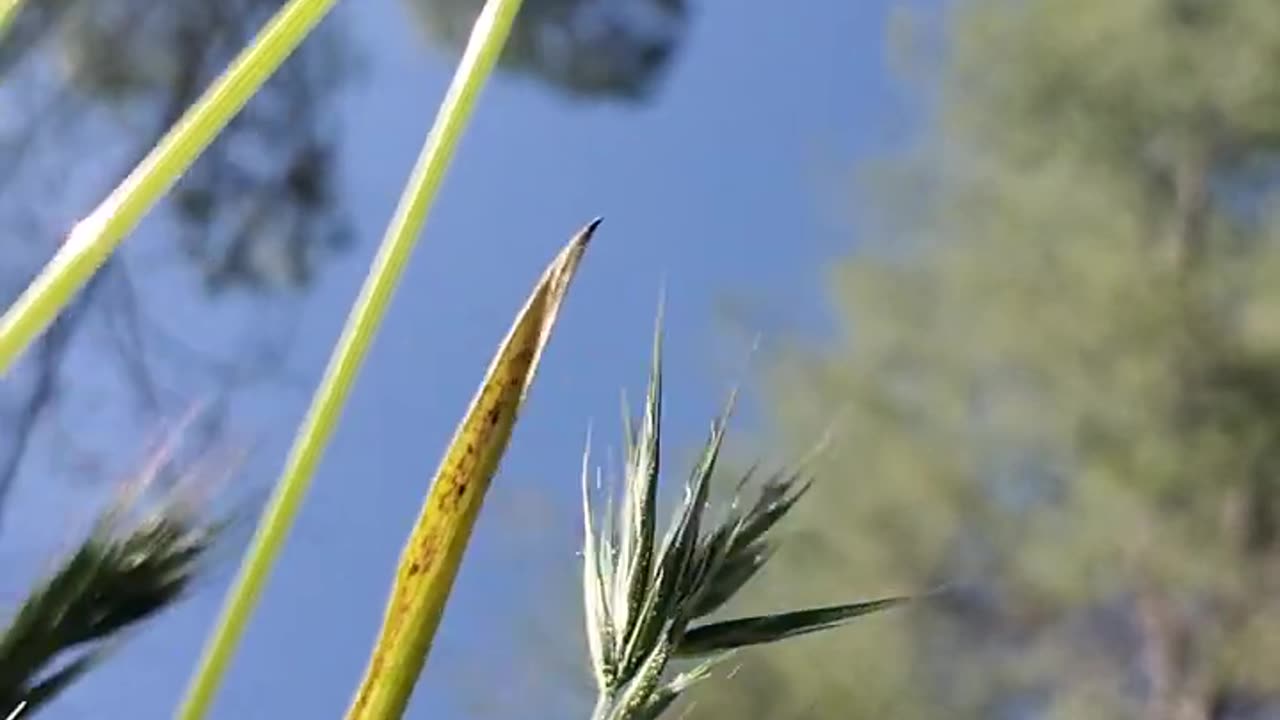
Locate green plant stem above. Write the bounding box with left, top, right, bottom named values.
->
left=0, top=0, right=338, bottom=374
left=175, top=0, right=526, bottom=717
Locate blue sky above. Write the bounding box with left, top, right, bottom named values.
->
left=12, top=0, right=917, bottom=716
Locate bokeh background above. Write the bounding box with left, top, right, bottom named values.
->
left=5, top=0, right=1280, bottom=718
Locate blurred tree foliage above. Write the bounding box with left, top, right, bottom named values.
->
left=690, top=1, right=1280, bottom=718
left=408, top=0, right=688, bottom=102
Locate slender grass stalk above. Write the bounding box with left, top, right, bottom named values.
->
left=0, top=0, right=23, bottom=48
left=0, top=0, right=338, bottom=374
left=177, top=1, right=528, bottom=716
left=345, top=221, right=596, bottom=720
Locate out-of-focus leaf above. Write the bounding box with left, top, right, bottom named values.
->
left=0, top=503, right=218, bottom=716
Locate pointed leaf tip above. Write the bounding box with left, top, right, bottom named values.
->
left=675, top=596, right=908, bottom=657
left=346, top=224, right=595, bottom=719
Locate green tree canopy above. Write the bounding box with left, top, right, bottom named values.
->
left=691, top=1, right=1280, bottom=717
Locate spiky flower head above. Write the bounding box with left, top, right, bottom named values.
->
left=581, top=320, right=906, bottom=720
left=0, top=442, right=227, bottom=718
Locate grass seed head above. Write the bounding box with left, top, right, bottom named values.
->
left=0, top=446, right=226, bottom=717
left=581, top=319, right=907, bottom=720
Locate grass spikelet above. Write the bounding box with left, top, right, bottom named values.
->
left=581, top=317, right=909, bottom=719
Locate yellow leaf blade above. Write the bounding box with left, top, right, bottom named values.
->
left=345, top=219, right=599, bottom=720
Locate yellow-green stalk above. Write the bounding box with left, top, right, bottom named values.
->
left=0, top=0, right=23, bottom=48
left=176, top=0, right=529, bottom=717
left=0, top=0, right=338, bottom=373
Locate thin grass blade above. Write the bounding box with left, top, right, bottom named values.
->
left=620, top=392, right=733, bottom=676
left=729, top=473, right=814, bottom=555
left=0, top=0, right=28, bottom=61
left=666, top=393, right=735, bottom=601
left=177, top=1, right=532, bottom=714
left=676, top=596, right=908, bottom=657
left=615, top=312, right=663, bottom=650
left=582, top=426, right=616, bottom=690
left=689, top=542, right=775, bottom=620
left=18, top=651, right=102, bottom=715
left=620, top=390, right=635, bottom=461
left=0, top=0, right=339, bottom=372
left=688, top=472, right=813, bottom=618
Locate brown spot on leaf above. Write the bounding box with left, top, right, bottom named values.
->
left=409, top=532, right=442, bottom=581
